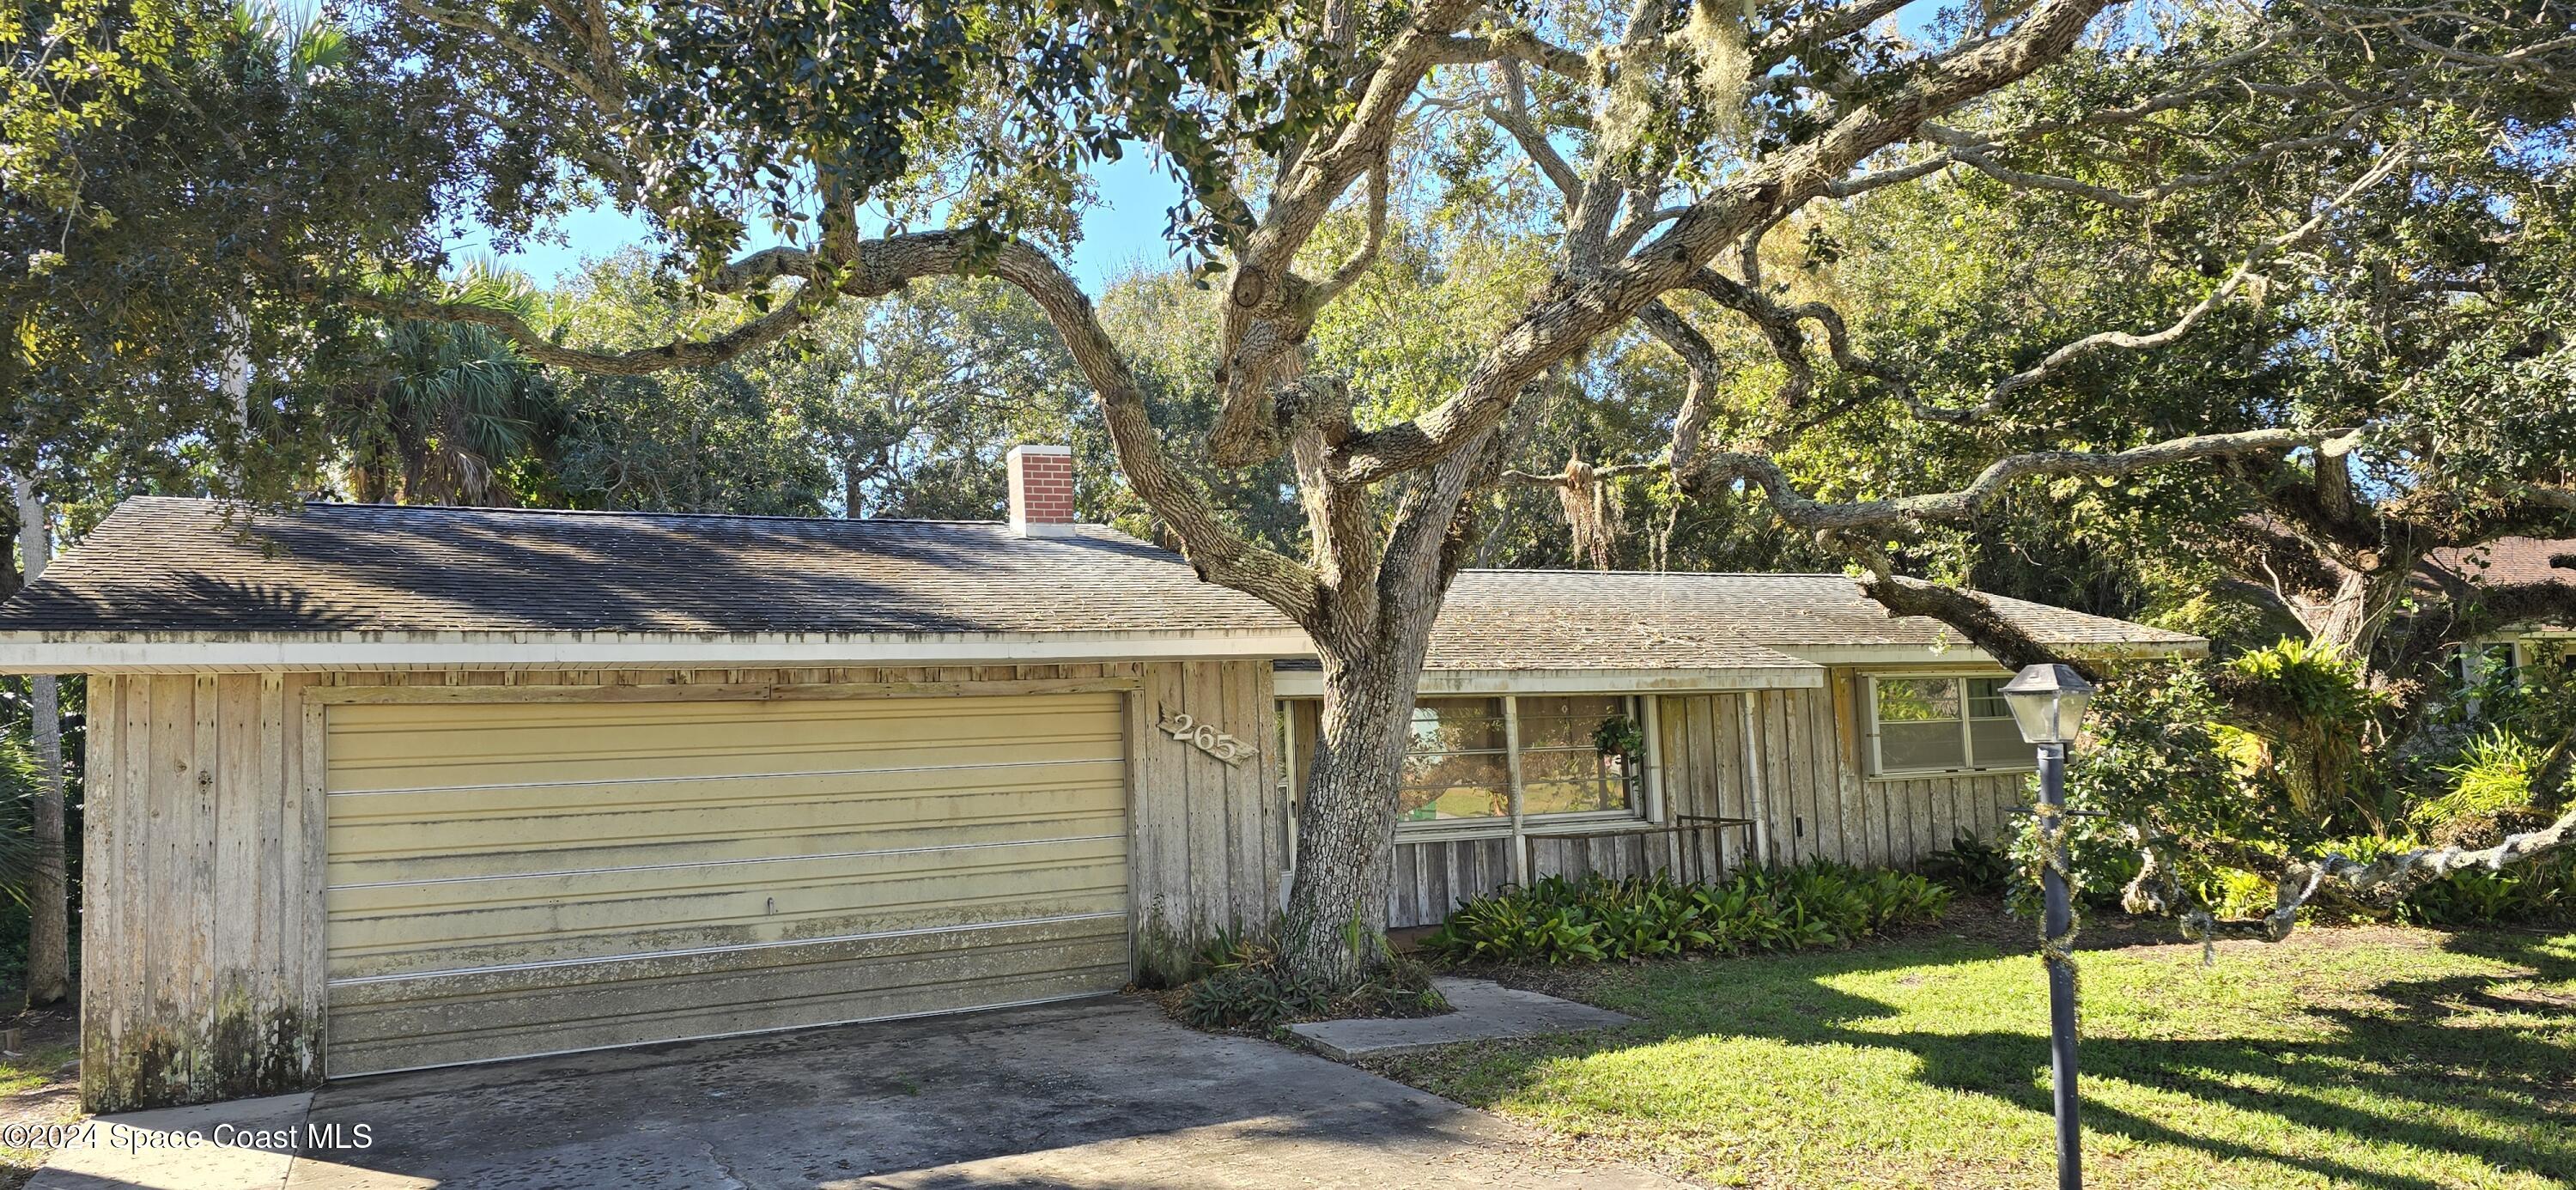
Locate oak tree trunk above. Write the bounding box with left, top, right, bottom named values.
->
left=1277, top=643, right=1432, bottom=987
left=2309, top=566, right=2408, bottom=665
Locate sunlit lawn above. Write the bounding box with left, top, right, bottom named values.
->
left=1376, top=923, right=2576, bottom=1188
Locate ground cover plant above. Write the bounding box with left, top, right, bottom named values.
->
left=1422, top=862, right=1954, bottom=965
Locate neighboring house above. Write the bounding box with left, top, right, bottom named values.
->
left=0, top=445, right=2199, bottom=1112
left=2427, top=537, right=2576, bottom=687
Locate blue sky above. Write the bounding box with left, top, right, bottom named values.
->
left=463, top=149, right=1188, bottom=293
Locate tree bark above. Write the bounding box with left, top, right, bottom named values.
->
left=2305, top=565, right=2409, bottom=663
left=1277, top=641, right=1432, bottom=987
left=10, top=477, right=68, bottom=1008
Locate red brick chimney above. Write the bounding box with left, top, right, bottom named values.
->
left=1007, top=445, right=1076, bottom=537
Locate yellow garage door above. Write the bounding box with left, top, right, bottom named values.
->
left=322, top=692, right=1130, bottom=1077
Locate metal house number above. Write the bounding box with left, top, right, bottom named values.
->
left=1158, top=713, right=1253, bottom=767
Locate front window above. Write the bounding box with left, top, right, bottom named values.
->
left=1385, top=694, right=1644, bottom=828
left=1869, top=676, right=2032, bottom=775
left=1400, top=698, right=1513, bottom=823
left=1514, top=695, right=1640, bottom=816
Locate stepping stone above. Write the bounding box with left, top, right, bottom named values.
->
left=1288, top=977, right=1633, bottom=1060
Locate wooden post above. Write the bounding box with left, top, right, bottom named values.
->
left=1740, top=694, right=1771, bottom=865
left=1503, top=695, right=1528, bottom=884
left=1641, top=695, right=1674, bottom=875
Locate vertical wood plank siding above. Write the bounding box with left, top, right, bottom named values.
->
left=82, top=660, right=1287, bottom=1111
left=1371, top=670, right=2033, bottom=929
left=80, top=672, right=322, bottom=1114
left=1127, top=659, right=1288, bottom=939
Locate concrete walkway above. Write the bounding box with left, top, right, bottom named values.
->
left=1289, top=978, right=1635, bottom=1060
left=34, top=996, right=1678, bottom=1189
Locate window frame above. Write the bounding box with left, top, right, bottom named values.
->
left=1394, top=695, right=1517, bottom=830
left=1862, top=672, right=2039, bottom=779
left=1277, top=692, right=1655, bottom=842
left=1504, top=693, right=1652, bottom=827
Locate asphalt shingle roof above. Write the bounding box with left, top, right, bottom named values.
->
left=0, top=499, right=2200, bottom=666
left=2427, top=537, right=2576, bottom=590
left=0, top=497, right=1291, bottom=636
left=1431, top=570, right=2202, bottom=666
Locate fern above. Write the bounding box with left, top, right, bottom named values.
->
left=2413, top=729, right=2549, bottom=829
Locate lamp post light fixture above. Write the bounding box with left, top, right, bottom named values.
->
left=2000, top=662, right=2096, bottom=1190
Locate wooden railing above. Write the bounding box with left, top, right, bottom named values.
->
left=1525, top=813, right=1758, bottom=885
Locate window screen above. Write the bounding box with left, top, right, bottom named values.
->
left=1874, top=677, right=2035, bottom=774
left=1399, top=698, right=1511, bottom=823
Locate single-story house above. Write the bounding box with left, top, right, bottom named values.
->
left=2428, top=536, right=2575, bottom=683
left=0, top=445, right=2201, bottom=1111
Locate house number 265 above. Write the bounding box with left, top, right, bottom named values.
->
left=1158, top=713, right=1253, bottom=766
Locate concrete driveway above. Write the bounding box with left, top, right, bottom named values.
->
left=38, top=996, right=1679, bottom=1189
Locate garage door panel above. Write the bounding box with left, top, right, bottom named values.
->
left=327, top=732, right=1127, bottom=796
left=326, top=789, right=1127, bottom=882
left=324, top=692, right=1133, bottom=1077
left=328, top=887, right=1133, bottom=984
left=325, top=692, right=1122, bottom=741
left=326, top=700, right=1123, bottom=792
left=327, top=915, right=1130, bottom=1076
left=328, top=834, right=1127, bottom=934
left=325, top=756, right=1126, bottom=826
left=327, top=844, right=1129, bottom=978
left=330, top=694, right=1119, bottom=740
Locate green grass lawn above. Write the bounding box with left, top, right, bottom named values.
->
left=1376, top=922, right=2576, bottom=1189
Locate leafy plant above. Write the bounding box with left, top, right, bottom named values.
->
left=1132, top=916, right=1252, bottom=991
left=1422, top=862, right=1951, bottom=967
left=2413, top=730, right=2554, bottom=837
left=1924, top=833, right=2014, bottom=895
left=2222, top=639, right=2390, bottom=821
left=1592, top=714, right=1646, bottom=760
left=0, top=736, right=46, bottom=907
left=2397, top=848, right=2576, bottom=926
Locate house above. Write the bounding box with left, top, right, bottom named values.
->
left=0, top=445, right=2201, bottom=1112
left=2427, top=536, right=2575, bottom=685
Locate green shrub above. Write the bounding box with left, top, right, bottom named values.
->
left=2196, top=838, right=2576, bottom=929
left=1177, top=962, right=1324, bottom=1029
left=1422, top=861, right=1952, bottom=966
left=2200, top=866, right=2280, bottom=920
left=1924, top=833, right=2014, bottom=895
left=2412, top=729, right=2555, bottom=839
left=1133, top=917, right=1254, bottom=991
left=2400, top=851, right=2576, bottom=926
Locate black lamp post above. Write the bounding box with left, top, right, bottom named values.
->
left=1999, top=662, right=2096, bottom=1190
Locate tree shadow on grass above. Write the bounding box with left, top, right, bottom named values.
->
left=1425, top=930, right=2576, bottom=1190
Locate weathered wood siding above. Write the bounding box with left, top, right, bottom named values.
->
left=1659, top=676, right=2029, bottom=871
left=82, top=660, right=1286, bottom=1108
left=80, top=672, right=324, bottom=1114
left=1127, top=659, right=1289, bottom=938
left=1386, top=835, right=1516, bottom=928
left=1341, top=673, right=2032, bottom=930
left=1653, top=691, right=1767, bottom=873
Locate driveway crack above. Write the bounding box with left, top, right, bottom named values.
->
left=695, top=1136, right=751, bottom=1190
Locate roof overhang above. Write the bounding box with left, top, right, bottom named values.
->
left=1272, top=663, right=1826, bottom=698
left=0, top=628, right=1318, bottom=674
left=1773, top=641, right=2208, bottom=666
